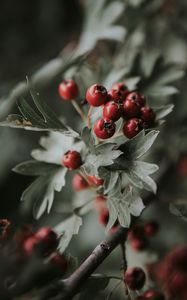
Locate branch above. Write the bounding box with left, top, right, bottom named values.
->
left=51, top=226, right=129, bottom=300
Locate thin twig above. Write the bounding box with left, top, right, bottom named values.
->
left=71, top=100, right=87, bottom=122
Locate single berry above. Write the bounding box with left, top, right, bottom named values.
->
left=123, top=98, right=140, bottom=119
left=86, top=84, right=108, bottom=107
left=144, top=221, right=159, bottom=237
left=107, top=89, right=123, bottom=102
left=23, top=236, right=39, bottom=255
left=50, top=252, right=68, bottom=273
left=143, top=289, right=165, bottom=300
left=128, top=225, right=145, bottom=240
left=165, top=245, right=187, bottom=272
left=130, top=237, right=149, bottom=251
left=126, top=92, right=146, bottom=107
left=112, top=82, right=129, bottom=97
left=94, top=118, right=116, bottom=139
left=140, top=106, right=155, bottom=127
left=103, top=101, right=123, bottom=121
left=125, top=267, right=146, bottom=290
left=63, top=150, right=82, bottom=169
left=14, top=224, right=34, bottom=245
left=164, top=271, right=187, bottom=297
left=99, top=208, right=109, bottom=226
left=72, top=173, right=89, bottom=191
left=94, top=195, right=107, bottom=212
left=58, top=79, right=79, bottom=100
left=87, top=175, right=104, bottom=186
left=123, top=118, right=143, bottom=138
left=35, top=227, right=58, bottom=255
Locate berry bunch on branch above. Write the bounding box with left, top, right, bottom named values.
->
left=0, top=0, right=187, bottom=299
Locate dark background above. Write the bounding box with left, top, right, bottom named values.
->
left=0, top=0, right=83, bottom=221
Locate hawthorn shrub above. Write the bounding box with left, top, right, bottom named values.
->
left=0, top=0, right=187, bottom=299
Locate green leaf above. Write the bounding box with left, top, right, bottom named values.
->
left=84, top=143, right=122, bottom=175
left=79, top=274, right=110, bottom=300
left=137, top=55, right=185, bottom=97
left=55, top=214, right=82, bottom=253
left=170, top=199, right=187, bottom=222
left=154, top=104, right=174, bottom=121
left=78, top=0, right=126, bottom=54
left=32, top=132, right=85, bottom=165
left=21, top=167, right=67, bottom=219
left=0, top=84, right=79, bottom=138
left=13, top=160, right=58, bottom=176
left=126, top=161, right=158, bottom=194
left=120, top=130, right=159, bottom=159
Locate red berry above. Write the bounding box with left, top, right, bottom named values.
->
left=14, top=224, right=34, bottom=245
left=123, top=98, right=140, bottom=119
left=99, top=208, right=109, bottom=226
left=123, top=118, right=143, bottom=138
left=50, top=252, right=68, bottom=273
left=103, top=101, right=123, bottom=121
left=86, top=84, right=108, bottom=107
left=165, top=271, right=187, bottom=297
left=144, top=289, right=165, bottom=300
left=23, top=236, right=39, bottom=255
left=94, top=118, right=116, bottom=139
left=72, top=173, right=89, bottom=191
left=58, top=79, right=79, bottom=100
left=128, top=225, right=145, bottom=240
left=130, top=237, right=149, bottom=251
left=35, top=227, right=58, bottom=255
left=107, top=89, right=123, bottom=102
left=87, top=175, right=104, bottom=186
left=112, top=82, right=129, bottom=97
left=124, top=267, right=146, bottom=290
left=63, top=150, right=82, bottom=169
left=144, top=221, right=159, bottom=237
left=166, top=246, right=187, bottom=272
left=126, top=92, right=146, bottom=107
left=140, top=106, right=155, bottom=127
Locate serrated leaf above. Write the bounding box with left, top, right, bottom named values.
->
left=120, top=130, right=159, bottom=159
left=78, top=0, right=126, bottom=53
left=21, top=167, right=67, bottom=219
left=154, top=104, right=174, bottom=120
left=0, top=83, right=79, bottom=137
left=32, top=132, right=85, bottom=165
left=55, top=214, right=82, bottom=253
left=84, top=143, right=122, bottom=175
left=125, top=161, right=158, bottom=194
left=170, top=199, right=187, bottom=222
left=13, top=160, right=58, bottom=176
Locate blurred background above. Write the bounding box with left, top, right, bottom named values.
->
left=0, top=1, right=187, bottom=299
left=0, top=0, right=83, bottom=221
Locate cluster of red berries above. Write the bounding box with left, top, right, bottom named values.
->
left=16, top=225, right=68, bottom=273
left=128, top=222, right=159, bottom=251
left=124, top=267, right=165, bottom=300
left=58, top=79, right=156, bottom=139
left=0, top=221, right=68, bottom=298
left=154, top=245, right=187, bottom=300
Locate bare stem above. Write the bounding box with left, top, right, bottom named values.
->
left=71, top=100, right=87, bottom=122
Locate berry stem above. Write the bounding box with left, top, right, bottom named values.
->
left=87, top=106, right=93, bottom=128
left=72, top=100, right=87, bottom=122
